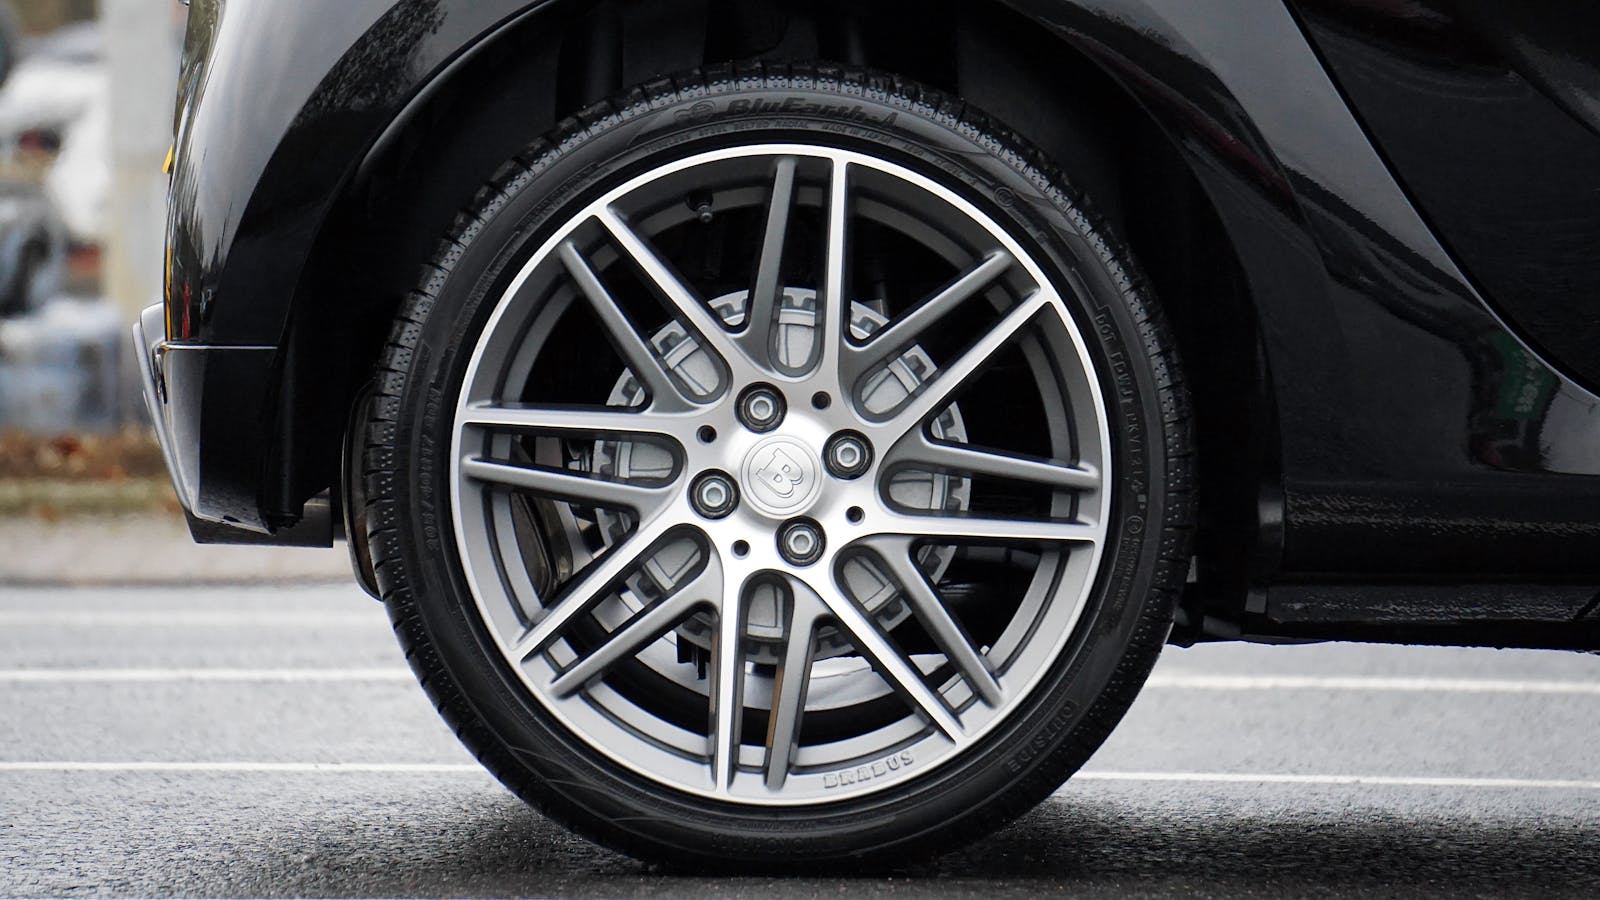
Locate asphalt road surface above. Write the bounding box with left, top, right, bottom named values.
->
left=2, top=583, right=1597, bottom=898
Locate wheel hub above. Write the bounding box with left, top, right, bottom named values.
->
left=587, top=286, right=969, bottom=661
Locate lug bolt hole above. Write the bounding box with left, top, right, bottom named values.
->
left=824, top=431, right=873, bottom=480
left=846, top=506, right=864, bottom=524
left=811, top=391, right=832, bottom=410
left=777, top=518, right=825, bottom=567
left=732, top=540, right=750, bottom=559
left=690, top=471, right=738, bottom=519
left=738, top=385, right=786, bottom=433
left=697, top=425, right=717, bottom=444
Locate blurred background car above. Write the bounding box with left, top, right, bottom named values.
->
left=0, top=0, right=164, bottom=445
left=0, top=0, right=253, bottom=581
left=0, top=18, right=110, bottom=250
left=0, top=3, right=78, bottom=322
left=0, top=180, right=65, bottom=319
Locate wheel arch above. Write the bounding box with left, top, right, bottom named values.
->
left=276, top=0, right=1274, bottom=616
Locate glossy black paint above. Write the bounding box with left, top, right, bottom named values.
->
left=986, top=0, right=1600, bottom=581
left=1293, top=0, right=1600, bottom=396
left=159, top=0, right=1600, bottom=644
left=167, top=0, right=529, bottom=346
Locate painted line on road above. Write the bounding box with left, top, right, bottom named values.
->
left=0, top=611, right=380, bottom=628
left=4, top=668, right=1596, bottom=694
left=0, top=761, right=479, bottom=774
left=1145, top=674, right=1600, bottom=695
left=0, top=668, right=412, bottom=683
left=0, top=762, right=1595, bottom=792
left=1072, top=771, right=1600, bottom=791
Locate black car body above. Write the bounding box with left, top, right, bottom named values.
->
left=144, top=0, right=1600, bottom=650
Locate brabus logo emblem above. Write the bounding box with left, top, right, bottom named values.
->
left=823, top=750, right=915, bottom=788
left=753, top=447, right=805, bottom=499
left=741, top=436, right=821, bottom=515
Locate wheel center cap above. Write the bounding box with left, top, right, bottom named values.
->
left=740, top=435, right=823, bottom=517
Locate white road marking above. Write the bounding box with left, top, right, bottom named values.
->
left=0, top=762, right=1594, bottom=792
left=1072, top=771, right=1600, bottom=791
left=0, top=668, right=411, bottom=683
left=0, top=761, right=478, bottom=774
left=0, top=611, right=379, bottom=628
left=1145, top=674, right=1600, bottom=695
left=6, top=668, right=1596, bottom=694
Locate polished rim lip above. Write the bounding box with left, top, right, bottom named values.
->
left=448, top=142, right=1114, bottom=806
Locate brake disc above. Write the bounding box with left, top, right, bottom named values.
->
left=582, top=288, right=970, bottom=664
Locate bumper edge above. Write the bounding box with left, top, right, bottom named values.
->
left=131, top=302, right=333, bottom=547
left=132, top=303, right=196, bottom=512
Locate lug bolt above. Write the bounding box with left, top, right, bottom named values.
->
left=777, top=519, right=825, bottom=566
left=738, top=385, right=786, bottom=433
left=691, top=471, right=738, bottom=519
left=824, top=432, right=873, bottom=479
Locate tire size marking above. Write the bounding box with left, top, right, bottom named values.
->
left=1005, top=700, right=1078, bottom=775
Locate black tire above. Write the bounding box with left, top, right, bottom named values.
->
left=364, top=63, right=1193, bottom=867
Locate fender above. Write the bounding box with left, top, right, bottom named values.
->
left=163, top=0, right=1600, bottom=582
left=162, top=0, right=548, bottom=528
left=167, top=0, right=545, bottom=346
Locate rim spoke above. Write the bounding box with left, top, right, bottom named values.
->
left=742, top=157, right=798, bottom=366
left=598, top=207, right=757, bottom=385
left=463, top=457, right=672, bottom=512
left=868, top=537, right=1002, bottom=707
left=764, top=581, right=824, bottom=790
left=549, top=560, right=717, bottom=698
left=814, top=577, right=964, bottom=740
left=844, top=252, right=1013, bottom=383
left=511, top=515, right=677, bottom=660
left=891, top=432, right=1099, bottom=491
left=559, top=242, right=693, bottom=410
left=871, top=292, right=1048, bottom=441
left=460, top=402, right=693, bottom=442
left=874, top=509, right=1098, bottom=545
left=710, top=575, right=746, bottom=792
left=813, top=157, right=850, bottom=383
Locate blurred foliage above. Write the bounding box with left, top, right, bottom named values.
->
left=0, top=427, right=168, bottom=480
left=0, top=428, right=176, bottom=518
left=0, top=476, right=177, bottom=517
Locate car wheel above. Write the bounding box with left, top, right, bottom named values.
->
left=364, top=63, right=1193, bottom=866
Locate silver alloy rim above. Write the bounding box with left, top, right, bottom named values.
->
left=450, top=144, right=1111, bottom=805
